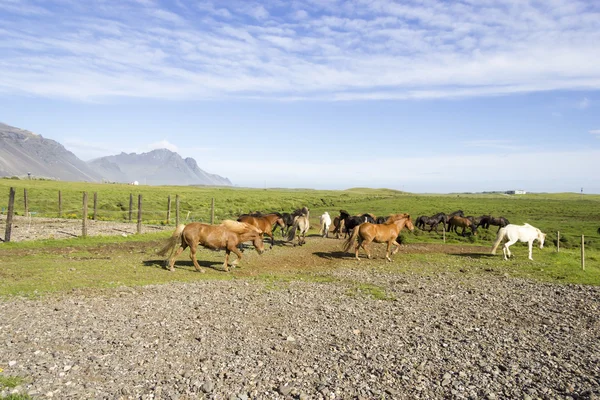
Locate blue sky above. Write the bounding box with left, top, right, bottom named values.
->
left=1, top=0, right=599, bottom=193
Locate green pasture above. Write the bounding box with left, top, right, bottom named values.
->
left=1, top=179, right=599, bottom=297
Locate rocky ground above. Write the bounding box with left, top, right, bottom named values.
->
left=1, top=217, right=600, bottom=399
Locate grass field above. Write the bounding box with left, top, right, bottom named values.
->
left=1, top=178, right=599, bottom=298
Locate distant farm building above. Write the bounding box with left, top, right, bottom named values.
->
left=506, top=190, right=526, bottom=195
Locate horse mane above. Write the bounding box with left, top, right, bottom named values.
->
left=386, top=213, right=410, bottom=223
left=222, top=220, right=261, bottom=234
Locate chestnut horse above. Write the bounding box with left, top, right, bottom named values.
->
left=447, top=215, right=478, bottom=237
left=238, top=212, right=285, bottom=248
left=157, top=220, right=265, bottom=272
left=343, top=213, right=414, bottom=262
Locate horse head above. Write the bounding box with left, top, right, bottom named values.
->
left=404, top=215, right=415, bottom=232
left=252, top=233, right=265, bottom=254
left=538, top=230, right=546, bottom=248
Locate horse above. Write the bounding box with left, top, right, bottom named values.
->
left=343, top=213, right=414, bottom=262
left=157, top=220, right=265, bottom=272
left=277, top=207, right=308, bottom=238
left=287, top=211, right=310, bottom=246
left=447, top=215, right=478, bottom=236
left=375, top=216, right=389, bottom=224
left=479, top=216, right=510, bottom=231
left=447, top=210, right=464, bottom=219
left=332, top=216, right=345, bottom=239
left=279, top=213, right=295, bottom=237
left=416, top=213, right=447, bottom=232
left=319, top=211, right=332, bottom=238
left=237, top=212, right=285, bottom=249
left=491, top=223, right=546, bottom=260
left=339, top=210, right=372, bottom=238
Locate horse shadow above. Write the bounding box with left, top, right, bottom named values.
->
left=449, top=253, right=495, bottom=259
left=313, top=251, right=348, bottom=260
left=142, top=259, right=227, bottom=272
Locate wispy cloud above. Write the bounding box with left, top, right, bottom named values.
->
left=0, top=0, right=599, bottom=101
left=463, top=140, right=521, bottom=151
left=590, top=129, right=600, bottom=136
left=577, top=97, right=591, bottom=109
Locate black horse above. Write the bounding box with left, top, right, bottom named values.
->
left=375, top=216, right=389, bottom=224
left=479, top=215, right=510, bottom=231
left=416, top=213, right=447, bottom=232
left=338, top=210, right=373, bottom=238
left=447, top=210, right=464, bottom=219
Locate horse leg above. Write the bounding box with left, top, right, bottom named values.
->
left=528, top=240, right=534, bottom=260
left=461, top=226, right=466, bottom=237
left=361, top=238, right=373, bottom=259
left=503, top=239, right=517, bottom=260
left=230, top=246, right=244, bottom=269
left=268, top=232, right=275, bottom=249
left=168, top=245, right=186, bottom=272
left=354, top=238, right=362, bottom=261
left=385, top=240, right=393, bottom=262
left=189, top=245, right=205, bottom=273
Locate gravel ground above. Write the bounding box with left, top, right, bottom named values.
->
left=1, top=216, right=600, bottom=399
left=2, top=272, right=600, bottom=399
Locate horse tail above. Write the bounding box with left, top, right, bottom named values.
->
left=490, top=227, right=507, bottom=255
left=342, top=223, right=361, bottom=253
left=287, top=218, right=298, bottom=242
left=157, top=224, right=186, bottom=257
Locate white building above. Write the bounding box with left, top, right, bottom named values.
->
left=506, top=189, right=526, bottom=195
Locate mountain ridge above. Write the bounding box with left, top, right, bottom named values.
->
left=0, top=123, right=232, bottom=186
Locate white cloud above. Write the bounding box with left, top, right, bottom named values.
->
left=0, top=0, right=599, bottom=101
left=577, top=97, right=591, bottom=109
left=590, top=129, right=600, bottom=136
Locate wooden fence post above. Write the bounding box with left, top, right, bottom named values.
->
left=58, top=190, right=62, bottom=218
left=137, top=194, right=142, bottom=234
left=4, top=187, right=16, bottom=242
left=128, top=193, right=133, bottom=222
left=211, top=198, right=215, bottom=224
left=581, top=235, right=585, bottom=271
left=24, top=188, right=28, bottom=217
left=93, top=192, right=98, bottom=221
left=167, top=195, right=171, bottom=224
left=82, top=192, right=88, bottom=237
left=557, top=231, right=560, bottom=252
left=176, top=194, right=180, bottom=226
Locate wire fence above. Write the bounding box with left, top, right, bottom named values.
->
left=1, top=187, right=215, bottom=242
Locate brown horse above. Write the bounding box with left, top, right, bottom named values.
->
left=447, top=215, right=478, bottom=237
left=157, top=220, right=265, bottom=272
left=237, top=213, right=285, bottom=248
left=332, top=216, right=345, bottom=239
left=343, top=213, right=414, bottom=261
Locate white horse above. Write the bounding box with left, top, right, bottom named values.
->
left=491, top=223, right=546, bottom=260
left=287, top=210, right=310, bottom=246
left=319, top=212, right=332, bottom=238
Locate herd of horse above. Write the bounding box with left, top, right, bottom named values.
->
left=158, top=207, right=546, bottom=272
left=415, top=210, right=510, bottom=237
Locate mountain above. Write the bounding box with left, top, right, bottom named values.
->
left=0, top=123, right=104, bottom=182
left=0, top=123, right=232, bottom=186
left=88, top=149, right=232, bottom=186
